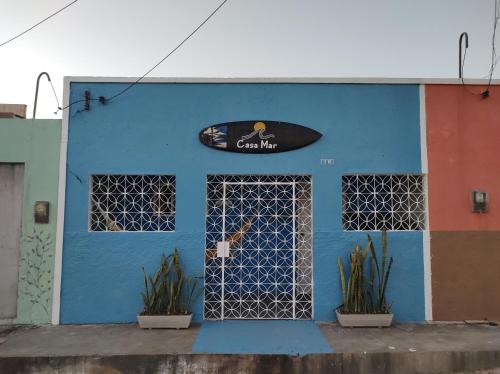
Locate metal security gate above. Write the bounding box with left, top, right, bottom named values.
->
left=204, top=175, right=312, bottom=320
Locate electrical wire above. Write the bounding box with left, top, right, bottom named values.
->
left=106, top=0, right=228, bottom=103
left=461, top=47, right=484, bottom=96
left=57, top=0, right=229, bottom=113
left=484, top=0, right=499, bottom=92
left=481, top=53, right=500, bottom=78
left=0, top=0, right=80, bottom=48
left=48, top=78, right=61, bottom=112
left=462, top=0, right=499, bottom=97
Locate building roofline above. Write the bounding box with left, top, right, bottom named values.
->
left=64, top=76, right=500, bottom=85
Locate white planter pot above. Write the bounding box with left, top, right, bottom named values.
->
left=137, top=314, right=193, bottom=329
left=336, top=310, right=393, bottom=327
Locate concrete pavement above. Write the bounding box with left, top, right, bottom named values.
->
left=1, top=322, right=500, bottom=373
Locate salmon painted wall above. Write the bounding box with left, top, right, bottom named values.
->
left=426, top=85, right=500, bottom=321
left=426, top=85, right=500, bottom=231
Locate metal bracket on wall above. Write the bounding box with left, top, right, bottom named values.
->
left=84, top=90, right=91, bottom=111
left=33, top=72, right=51, bottom=119
left=459, top=32, right=469, bottom=78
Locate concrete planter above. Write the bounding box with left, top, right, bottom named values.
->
left=137, top=314, right=193, bottom=329
left=336, top=310, right=393, bottom=327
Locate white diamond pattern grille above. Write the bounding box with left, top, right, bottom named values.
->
left=89, top=175, right=175, bottom=232
left=342, top=174, right=425, bottom=231
left=204, top=175, right=312, bottom=320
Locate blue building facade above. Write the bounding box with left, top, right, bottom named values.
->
left=60, top=81, right=425, bottom=324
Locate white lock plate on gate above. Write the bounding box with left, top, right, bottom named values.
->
left=217, top=241, right=230, bottom=258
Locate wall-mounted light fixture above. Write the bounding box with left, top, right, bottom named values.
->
left=471, top=190, right=488, bottom=213
left=34, top=201, right=50, bottom=223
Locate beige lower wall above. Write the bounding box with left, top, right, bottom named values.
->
left=431, top=231, right=500, bottom=321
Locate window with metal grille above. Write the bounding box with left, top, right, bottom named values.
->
left=89, top=175, right=175, bottom=232
left=342, top=175, right=425, bottom=231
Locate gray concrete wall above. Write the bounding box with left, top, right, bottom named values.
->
left=0, top=163, right=24, bottom=319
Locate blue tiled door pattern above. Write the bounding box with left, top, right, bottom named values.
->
left=204, top=175, right=313, bottom=319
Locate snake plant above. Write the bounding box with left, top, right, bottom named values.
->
left=338, top=230, right=393, bottom=314
left=141, top=248, right=201, bottom=316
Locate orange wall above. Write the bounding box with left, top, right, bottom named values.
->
left=426, top=85, right=500, bottom=231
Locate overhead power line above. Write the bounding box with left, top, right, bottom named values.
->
left=106, top=0, right=229, bottom=103
left=0, top=0, right=80, bottom=48
left=49, top=78, right=61, bottom=110
left=58, top=0, right=229, bottom=113
left=461, top=0, right=499, bottom=97
left=484, top=0, right=500, bottom=92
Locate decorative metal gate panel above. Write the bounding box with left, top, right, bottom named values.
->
left=204, top=175, right=312, bottom=320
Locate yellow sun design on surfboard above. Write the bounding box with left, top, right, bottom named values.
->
left=241, top=122, right=275, bottom=141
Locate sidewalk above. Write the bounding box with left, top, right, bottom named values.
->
left=1, top=322, right=500, bottom=373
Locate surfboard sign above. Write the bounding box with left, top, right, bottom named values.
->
left=199, top=121, right=322, bottom=154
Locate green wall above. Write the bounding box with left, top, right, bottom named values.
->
left=0, top=119, right=61, bottom=324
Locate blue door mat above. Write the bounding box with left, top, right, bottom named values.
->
left=192, top=320, right=333, bottom=355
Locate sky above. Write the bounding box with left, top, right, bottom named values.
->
left=0, top=0, right=498, bottom=119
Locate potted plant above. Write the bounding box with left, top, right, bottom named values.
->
left=336, top=230, right=394, bottom=327
left=138, top=248, right=200, bottom=329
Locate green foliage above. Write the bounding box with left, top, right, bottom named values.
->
left=337, top=230, right=393, bottom=314
left=141, top=248, right=201, bottom=316
left=20, top=228, right=54, bottom=319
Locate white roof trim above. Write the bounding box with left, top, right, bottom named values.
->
left=64, top=76, right=500, bottom=85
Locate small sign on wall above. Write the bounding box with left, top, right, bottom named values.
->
left=320, top=159, right=335, bottom=166
left=217, top=241, right=230, bottom=258
left=34, top=201, right=49, bottom=223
